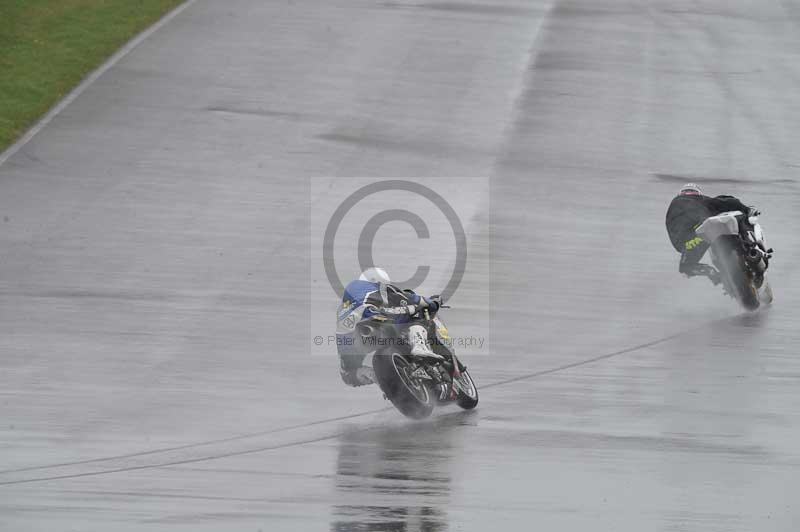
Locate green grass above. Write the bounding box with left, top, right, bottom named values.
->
left=0, top=0, right=185, bottom=151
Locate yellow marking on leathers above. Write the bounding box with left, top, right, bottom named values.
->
left=685, top=236, right=704, bottom=250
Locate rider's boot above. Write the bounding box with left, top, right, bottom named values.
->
left=408, top=324, right=442, bottom=358
left=340, top=366, right=375, bottom=387
left=680, top=261, right=721, bottom=285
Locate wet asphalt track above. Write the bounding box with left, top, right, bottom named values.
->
left=2, top=0, right=800, bottom=530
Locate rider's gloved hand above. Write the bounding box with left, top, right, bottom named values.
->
left=408, top=297, right=436, bottom=316
left=428, top=294, right=444, bottom=311
left=405, top=299, right=427, bottom=316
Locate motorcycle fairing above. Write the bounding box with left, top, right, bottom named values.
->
left=695, top=210, right=743, bottom=242
left=432, top=316, right=455, bottom=355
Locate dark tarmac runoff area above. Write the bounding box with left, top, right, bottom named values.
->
left=2, top=0, right=800, bottom=530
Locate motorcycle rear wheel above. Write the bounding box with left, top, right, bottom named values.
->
left=714, top=245, right=760, bottom=311
left=373, top=351, right=435, bottom=419
left=727, top=250, right=760, bottom=311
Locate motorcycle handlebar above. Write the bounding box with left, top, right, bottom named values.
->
left=366, top=298, right=451, bottom=320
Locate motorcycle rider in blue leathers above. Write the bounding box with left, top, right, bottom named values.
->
left=337, top=267, right=442, bottom=387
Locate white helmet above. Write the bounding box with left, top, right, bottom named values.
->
left=359, top=267, right=391, bottom=284
left=679, top=183, right=703, bottom=196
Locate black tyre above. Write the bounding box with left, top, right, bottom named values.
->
left=727, top=250, right=760, bottom=311
left=454, top=370, right=479, bottom=410
left=372, top=352, right=434, bottom=419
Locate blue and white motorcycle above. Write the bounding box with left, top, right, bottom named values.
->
left=355, top=303, right=479, bottom=419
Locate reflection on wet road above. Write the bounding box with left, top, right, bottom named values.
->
left=331, top=414, right=476, bottom=531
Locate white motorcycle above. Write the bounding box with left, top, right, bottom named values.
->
left=695, top=210, right=774, bottom=310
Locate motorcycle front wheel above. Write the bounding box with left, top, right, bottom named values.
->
left=454, top=370, right=479, bottom=410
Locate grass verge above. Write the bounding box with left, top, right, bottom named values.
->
left=0, top=0, right=185, bottom=151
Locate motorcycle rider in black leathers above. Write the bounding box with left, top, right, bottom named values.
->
left=665, top=183, right=756, bottom=284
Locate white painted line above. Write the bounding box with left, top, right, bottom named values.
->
left=0, top=0, right=199, bottom=169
